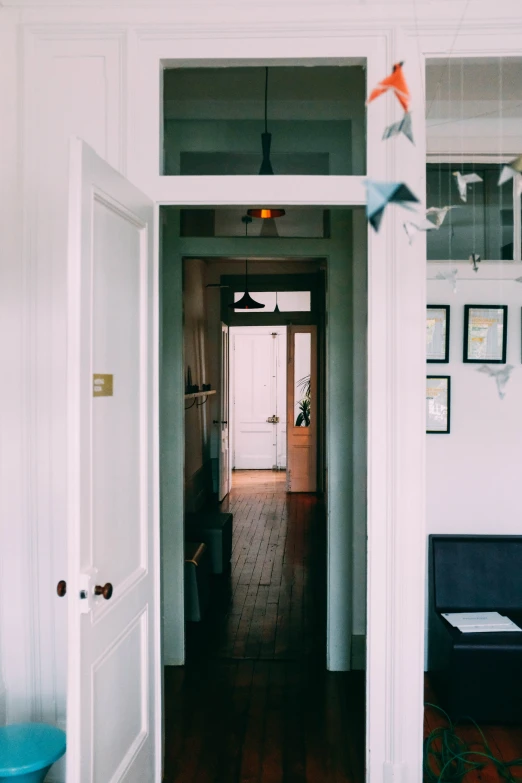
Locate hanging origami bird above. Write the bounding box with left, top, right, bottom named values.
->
left=469, top=253, right=481, bottom=272
left=382, top=112, right=414, bottom=144
left=435, top=268, right=459, bottom=294
left=453, top=171, right=483, bottom=202
left=425, top=205, right=460, bottom=228
left=368, top=62, right=410, bottom=113
left=403, top=219, right=437, bottom=244
left=365, top=180, right=419, bottom=231
left=477, top=364, right=515, bottom=400
left=498, top=154, right=522, bottom=186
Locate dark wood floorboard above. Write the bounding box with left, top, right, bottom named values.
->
left=165, top=470, right=365, bottom=783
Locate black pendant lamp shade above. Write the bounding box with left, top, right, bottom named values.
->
left=259, top=68, right=273, bottom=175
left=229, top=216, right=265, bottom=310
left=274, top=292, right=280, bottom=313
left=233, top=290, right=265, bottom=310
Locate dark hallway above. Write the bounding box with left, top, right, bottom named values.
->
left=164, top=471, right=365, bottom=782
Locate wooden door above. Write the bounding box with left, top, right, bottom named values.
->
left=66, top=138, right=160, bottom=782
left=218, top=323, right=231, bottom=500
left=287, top=325, right=317, bottom=492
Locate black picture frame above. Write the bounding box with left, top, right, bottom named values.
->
left=463, top=305, right=508, bottom=364
left=427, top=305, right=450, bottom=363
left=426, top=376, right=451, bottom=434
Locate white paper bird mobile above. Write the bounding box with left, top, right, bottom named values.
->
left=469, top=253, right=481, bottom=272
left=403, top=219, right=437, bottom=244
left=435, top=268, right=459, bottom=293
left=365, top=180, right=419, bottom=231
left=382, top=112, right=414, bottom=144
left=453, top=171, right=483, bottom=203
left=498, top=155, right=522, bottom=186
left=425, top=205, right=460, bottom=229
left=476, top=364, right=516, bottom=400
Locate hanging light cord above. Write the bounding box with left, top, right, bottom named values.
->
left=245, top=217, right=250, bottom=290
left=264, top=67, right=269, bottom=134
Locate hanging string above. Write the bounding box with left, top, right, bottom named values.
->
left=426, top=0, right=473, bottom=120
left=498, top=56, right=503, bottom=262
left=428, top=102, right=522, bottom=130
left=264, top=67, right=269, bottom=134
left=448, top=58, right=452, bottom=264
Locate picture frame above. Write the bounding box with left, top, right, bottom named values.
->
left=427, top=305, right=450, bottom=363
left=463, top=305, right=508, bottom=364
left=426, top=376, right=451, bottom=434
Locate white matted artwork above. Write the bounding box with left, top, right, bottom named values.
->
left=464, top=305, right=508, bottom=364
left=427, top=305, right=450, bottom=363
left=426, top=376, right=451, bottom=434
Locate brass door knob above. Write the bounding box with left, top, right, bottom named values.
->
left=94, top=583, right=113, bottom=600
left=56, top=580, right=67, bottom=597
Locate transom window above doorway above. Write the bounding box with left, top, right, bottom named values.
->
left=162, top=65, right=366, bottom=177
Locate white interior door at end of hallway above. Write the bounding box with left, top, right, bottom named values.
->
left=67, top=138, right=160, bottom=783
left=231, top=327, right=286, bottom=470
left=287, top=325, right=317, bottom=492
left=218, top=323, right=230, bottom=501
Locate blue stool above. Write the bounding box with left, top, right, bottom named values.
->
left=0, top=723, right=66, bottom=782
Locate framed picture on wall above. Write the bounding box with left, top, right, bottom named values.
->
left=463, top=305, right=508, bottom=363
left=427, top=305, right=450, bottom=363
left=426, top=376, right=451, bottom=434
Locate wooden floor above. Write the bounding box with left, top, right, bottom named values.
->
left=165, top=470, right=365, bottom=783
left=424, top=676, right=522, bottom=782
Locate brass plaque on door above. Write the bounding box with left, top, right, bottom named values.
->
left=93, top=374, right=113, bottom=397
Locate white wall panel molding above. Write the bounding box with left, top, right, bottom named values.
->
left=0, top=13, right=38, bottom=726
left=17, top=24, right=128, bottom=734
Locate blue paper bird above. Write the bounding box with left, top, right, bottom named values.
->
left=365, top=180, right=420, bottom=231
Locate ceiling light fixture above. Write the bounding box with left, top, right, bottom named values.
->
left=228, top=216, right=265, bottom=310
left=274, top=291, right=280, bottom=313
left=247, top=67, right=286, bottom=223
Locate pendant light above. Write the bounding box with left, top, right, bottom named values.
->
left=274, top=292, right=280, bottom=313
left=229, top=216, right=265, bottom=310
left=247, top=67, right=286, bottom=222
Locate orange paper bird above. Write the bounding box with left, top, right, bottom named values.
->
left=368, top=62, right=410, bottom=112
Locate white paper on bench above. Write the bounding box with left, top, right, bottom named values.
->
left=442, top=611, right=521, bottom=632
left=459, top=624, right=521, bottom=633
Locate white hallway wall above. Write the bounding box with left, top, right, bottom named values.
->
left=426, top=263, right=522, bottom=653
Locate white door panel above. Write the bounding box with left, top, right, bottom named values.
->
left=67, top=138, right=159, bottom=783
left=231, top=327, right=286, bottom=470
left=287, top=326, right=317, bottom=492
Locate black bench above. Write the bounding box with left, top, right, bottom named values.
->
left=185, top=511, right=233, bottom=575
left=428, top=534, right=522, bottom=723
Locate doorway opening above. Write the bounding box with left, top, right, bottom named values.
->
left=160, top=204, right=367, bottom=780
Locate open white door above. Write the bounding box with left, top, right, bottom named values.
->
left=287, top=325, right=317, bottom=492
left=67, top=138, right=160, bottom=782
left=218, top=322, right=230, bottom=501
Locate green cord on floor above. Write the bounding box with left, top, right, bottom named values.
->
left=423, top=703, right=522, bottom=783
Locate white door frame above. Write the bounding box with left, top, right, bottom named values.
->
left=130, top=32, right=426, bottom=782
